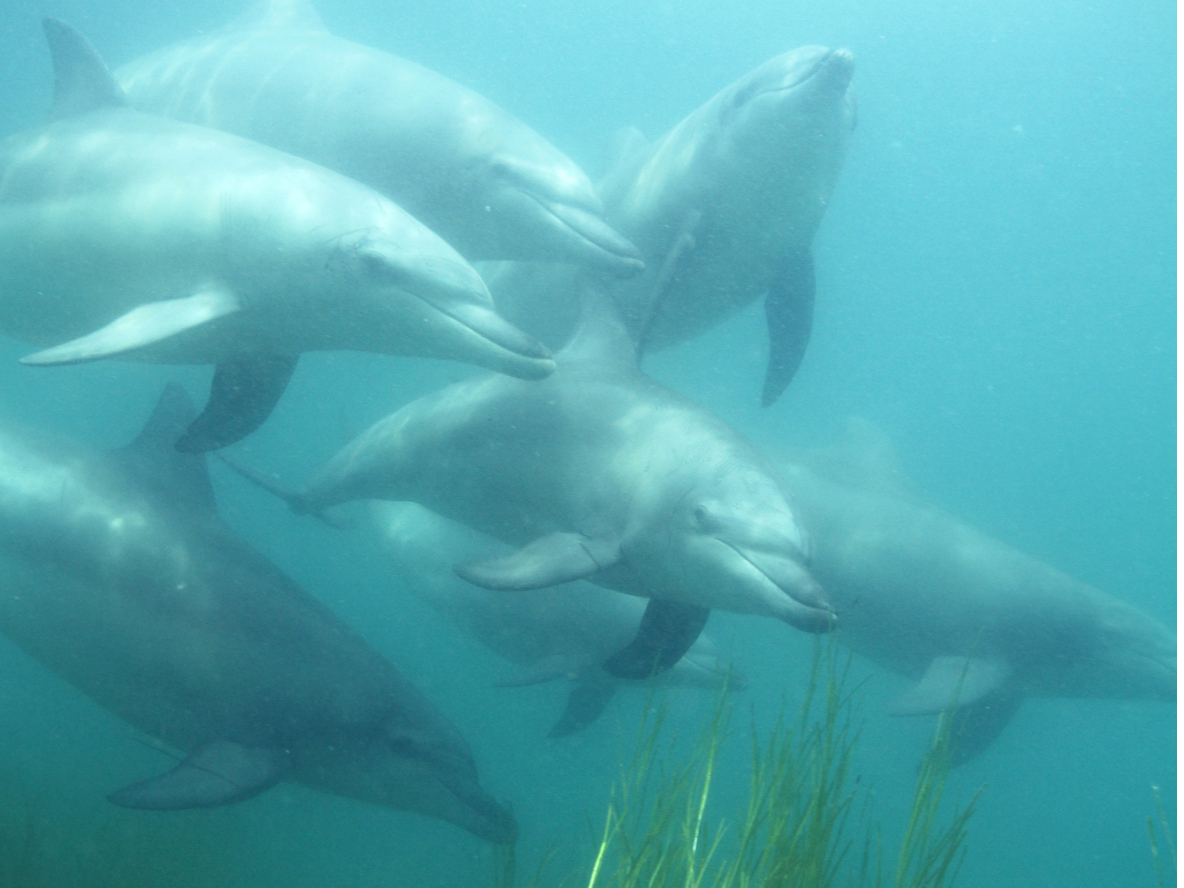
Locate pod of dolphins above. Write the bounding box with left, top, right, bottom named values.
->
left=0, top=0, right=1172, bottom=848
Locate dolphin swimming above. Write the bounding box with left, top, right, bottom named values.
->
left=489, top=45, right=856, bottom=404
left=0, top=383, right=515, bottom=842
left=371, top=501, right=741, bottom=736
left=116, top=0, right=644, bottom=274
left=0, top=19, right=553, bottom=452
left=253, top=291, right=834, bottom=676
left=779, top=420, right=1176, bottom=763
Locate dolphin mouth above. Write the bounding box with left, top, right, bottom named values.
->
left=434, top=771, right=518, bottom=844
left=764, top=48, right=855, bottom=100
left=726, top=542, right=835, bottom=633
left=532, top=196, right=646, bottom=278
left=420, top=296, right=556, bottom=380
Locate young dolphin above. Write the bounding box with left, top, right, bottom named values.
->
left=116, top=0, right=644, bottom=274
left=489, top=45, right=856, bottom=404
left=779, top=420, right=1176, bottom=764
left=371, top=501, right=743, bottom=736
left=266, top=290, right=835, bottom=677
left=0, top=19, right=553, bottom=452
left=0, top=384, right=515, bottom=842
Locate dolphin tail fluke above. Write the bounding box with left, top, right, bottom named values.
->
left=108, top=741, right=290, bottom=810
left=549, top=677, right=619, bottom=738
left=175, top=354, right=299, bottom=452
left=761, top=247, right=816, bottom=407
left=602, top=600, right=711, bottom=680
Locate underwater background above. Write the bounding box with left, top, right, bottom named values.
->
left=0, top=0, right=1174, bottom=885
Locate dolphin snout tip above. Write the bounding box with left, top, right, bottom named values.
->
left=820, top=48, right=856, bottom=89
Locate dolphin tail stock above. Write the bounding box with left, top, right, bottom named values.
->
left=175, top=354, right=300, bottom=453
left=549, top=675, right=620, bottom=738
left=602, top=599, right=712, bottom=681
left=214, top=453, right=344, bottom=528
left=761, top=247, right=816, bottom=407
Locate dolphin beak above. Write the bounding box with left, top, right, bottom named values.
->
left=733, top=545, right=836, bottom=634
left=434, top=769, right=518, bottom=844
left=537, top=198, right=646, bottom=278
left=432, top=299, right=556, bottom=380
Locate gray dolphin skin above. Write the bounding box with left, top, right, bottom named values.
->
left=371, top=501, right=741, bottom=736
left=489, top=45, right=856, bottom=404
left=0, top=19, right=553, bottom=452
left=115, top=0, right=644, bottom=274
left=0, top=384, right=515, bottom=843
left=284, top=291, right=834, bottom=676
left=779, top=420, right=1176, bottom=764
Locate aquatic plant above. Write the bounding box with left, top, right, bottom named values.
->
left=1147, top=785, right=1176, bottom=888
left=499, top=643, right=981, bottom=888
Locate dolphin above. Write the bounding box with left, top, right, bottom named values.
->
left=254, top=290, right=834, bottom=676
left=0, top=383, right=515, bottom=842
left=0, top=19, right=553, bottom=452
left=779, top=420, right=1176, bottom=763
left=370, top=501, right=742, bottom=736
left=115, top=0, right=644, bottom=275
left=488, top=45, right=856, bottom=404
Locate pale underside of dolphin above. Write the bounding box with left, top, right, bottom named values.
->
left=488, top=44, right=856, bottom=404
left=0, top=384, right=515, bottom=842
left=115, top=0, right=644, bottom=275
left=370, top=500, right=741, bottom=736
left=238, top=289, right=834, bottom=678
left=778, top=420, right=1176, bottom=764
left=0, top=19, right=552, bottom=452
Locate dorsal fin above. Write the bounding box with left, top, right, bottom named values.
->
left=43, top=18, right=128, bottom=121
left=800, top=417, right=915, bottom=497
left=113, top=384, right=219, bottom=516
left=225, top=0, right=328, bottom=32
left=558, top=287, right=640, bottom=370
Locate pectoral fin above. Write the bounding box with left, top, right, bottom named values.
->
left=635, top=210, right=702, bottom=355
left=602, top=600, right=711, bottom=680
left=549, top=676, right=619, bottom=738
left=108, top=741, right=290, bottom=810
left=948, top=690, right=1023, bottom=766
left=21, top=289, right=240, bottom=366
left=761, top=248, right=815, bottom=407
left=175, top=354, right=299, bottom=452
left=888, top=656, right=1012, bottom=716
left=455, top=532, right=620, bottom=591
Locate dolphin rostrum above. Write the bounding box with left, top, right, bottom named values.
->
left=0, top=19, right=553, bottom=452
left=0, top=384, right=515, bottom=842
left=116, top=0, right=644, bottom=275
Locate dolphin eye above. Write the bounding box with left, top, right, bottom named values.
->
left=693, top=505, right=709, bottom=526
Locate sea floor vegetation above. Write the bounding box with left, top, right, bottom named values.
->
left=497, top=643, right=983, bottom=888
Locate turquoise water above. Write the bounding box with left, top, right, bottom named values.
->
left=0, top=0, right=1174, bottom=885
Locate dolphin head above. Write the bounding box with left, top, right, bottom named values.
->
left=710, top=46, right=856, bottom=199
left=319, top=715, right=517, bottom=844
left=477, top=149, right=644, bottom=275
left=1055, top=599, right=1177, bottom=702
left=335, top=233, right=555, bottom=380
left=660, top=466, right=835, bottom=633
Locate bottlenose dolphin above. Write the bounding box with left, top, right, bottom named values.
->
left=371, top=501, right=741, bottom=736
left=0, top=384, right=515, bottom=842
left=780, top=420, right=1176, bottom=763
left=489, top=45, right=856, bottom=404
left=259, top=291, right=834, bottom=676
left=0, top=19, right=553, bottom=452
left=116, top=0, right=643, bottom=274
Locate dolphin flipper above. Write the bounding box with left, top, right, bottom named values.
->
left=602, top=600, right=711, bottom=679
left=761, top=247, right=816, bottom=407
left=549, top=676, right=619, bottom=738
left=455, top=532, right=621, bottom=591
left=176, top=354, right=299, bottom=452
left=636, top=210, right=703, bottom=355
left=108, top=741, right=290, bottom=809
left=888, top=656, right=1012, bottom=716
left=20, top=289, right=240, bottom=366
left=949, top=690, right=1023, bottom=766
